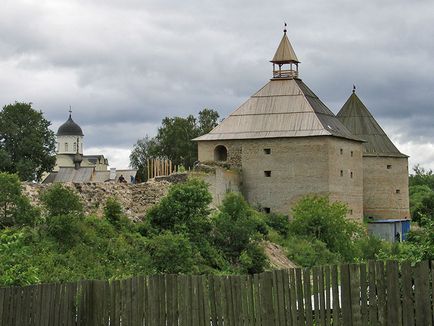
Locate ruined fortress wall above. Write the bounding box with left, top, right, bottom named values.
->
left=22, top=176, right=188, bottom=221
left=192, top=166, right=242, bottom=207
left=363, top=156, right=410, bottom=220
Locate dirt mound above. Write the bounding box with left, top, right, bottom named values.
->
left=263, top=241, right=298, bottom=270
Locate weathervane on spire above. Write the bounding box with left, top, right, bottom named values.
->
left=283, top=22, right=287, bottom=33
left=69, top=105, right=72, bottom=118
left=353, top=85, right=356, bottom=93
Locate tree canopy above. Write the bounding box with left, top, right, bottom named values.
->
left=0, top=102, right=56, bottom=181
left=130, top=109, right=219, bottom=172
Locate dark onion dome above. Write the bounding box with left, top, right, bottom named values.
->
left=57, top=114, right=84, bottom=136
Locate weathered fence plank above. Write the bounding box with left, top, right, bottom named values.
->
left=312, top=267, right=320, bottom=326
left=359, top=264, right=367, bottom=325
left=375, top=260, right=387, bottom=326
left=368, top=261, right=378, bottom=326
left=349, top=264, right=362, bottom=326
left=1, top=260, right=434, bottom=326
left=295, top=268, right=305, bottom=326
left=340, top=264, right=352, bottom=326
left=324, top=265, right=332, bottom=326
left=288, top=268, right=298, bottom=326
left=386, top=261, right=401, bottom=326
left=303, top=268, right=313, bottom=326
left=331, top=264, right=341, bottom=326
left=401, top=261, right=414, bottom=326
left=414, top=261, right=432, bottom=326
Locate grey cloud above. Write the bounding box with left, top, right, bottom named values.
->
left=2, top=0, right=434, bottom=167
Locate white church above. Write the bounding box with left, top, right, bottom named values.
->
left=43, top=111, right=136, bottom=183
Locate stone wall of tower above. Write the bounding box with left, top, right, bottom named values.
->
left=197, top=137, right=363, bottom=220
left=362, top=156, right=410, bottom=220
left=327, top=138, right=364, bottom=220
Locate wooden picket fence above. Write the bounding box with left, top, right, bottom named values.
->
left=147, top=159, right=176, bottom=180
left=0, top=260, right=433, bottom=325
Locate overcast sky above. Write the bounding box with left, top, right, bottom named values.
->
left=1, top=0, right=434, bottom=170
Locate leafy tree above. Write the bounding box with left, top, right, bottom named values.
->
left=147, top=231, right=195, bottom=274
left=146, top=108, right=219, bottom=168
left=264, top=212, right=290, bottom=237
left=0, top=172, right=39, bottom=228
left=408, top=184, right=434, bottom=225
left=290, top=196, right=362, bottom=260
left=0, top=102, right=56, bottom=181
left=104, top=197, right=129, bottom=229
left=154, top=115, right=199, bottom=168
left=129, top=135, right=158, bottom=182
left=239, top=243, right=268, bottom=274
left=409, top=164, right=434, bottom=189
left=284, top=237, right=340, bottom=268
left=0, top=229, right=40, bottom=286
left=213, top=192, right=268, bottom=269
left=197, top=108, right=219, bottom=135
left=40, top=184, right=83, bottom=218
left=147, top=178, right=212, bottom=237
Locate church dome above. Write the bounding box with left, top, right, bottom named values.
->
left=57, top=114, right=84, bottom=136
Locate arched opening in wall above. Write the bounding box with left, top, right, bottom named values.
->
left=214, top=145, right=228, bottom=161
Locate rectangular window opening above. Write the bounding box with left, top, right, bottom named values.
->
left=387, top=165, right=392, bottom=169
left=396, top=189, right=400, bottom=194
left=263, top=148, right=271, bottom=154
left=350, top=151, right=354, bottom=157
left=340, top=148, right=343, bottom=155
left=349, top=209, right=353, bottom=215
left=264, top=171, right=271, bottom=177
left=350, top=171, right=353, bottom=178
left=340, top=170, right=343, bottom=177
left=264, top=207, right=271, bottom=214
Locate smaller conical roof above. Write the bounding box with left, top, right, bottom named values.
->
left=57, top=114, right=84, bottom=136
left=337, top=91, right=407, bottom=157
left=271, top=32, right=300, bottom=64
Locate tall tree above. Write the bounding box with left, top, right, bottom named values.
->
left=198, top=108, right=219, bottom=135
left=154, top=115, right=198, bottom=168
left=0, top=102, right=56, bottom=181
left=154, top=109, right=219, bottom=168
left=130, top=109, right=219, bottom=171
left=129, top=135, right=158, bottom=181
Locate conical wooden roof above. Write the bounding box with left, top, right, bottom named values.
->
left=271, top=32, right=299, bottom=64
left=194, top=79, right=361, bottom=142
left=336, top=92, right=407, bottom=157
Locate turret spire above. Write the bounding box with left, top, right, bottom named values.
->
left=271, top=25, right=300, bottom=79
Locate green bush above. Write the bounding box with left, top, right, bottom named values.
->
left=213, top=192, right=268, bottom=271
left=353, top=234, right=389, bottom=261
left=240, top=243, right=268, bottom=274
left=147, top=231, right=195, bottom=274
left=146, top=178, right=212, bottom=236
left=264, top=213, right=290, bottom=237
left=0, top=229, right=40, bottom=286
left=284, top=237, right=340, bottom=268
left=290, top=195, right=362, bottom=260
left=0, top=172, right=40, bottom=228
left=46, top=214, right=84, bottom=247
left=40, top=184, right=83, bottom=217
left=104, top=197, right=129, bottom=229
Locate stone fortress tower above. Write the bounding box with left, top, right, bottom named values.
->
left=337, top=89, right=410, bottom=220
left=195, top=28, right=366, bottom=220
